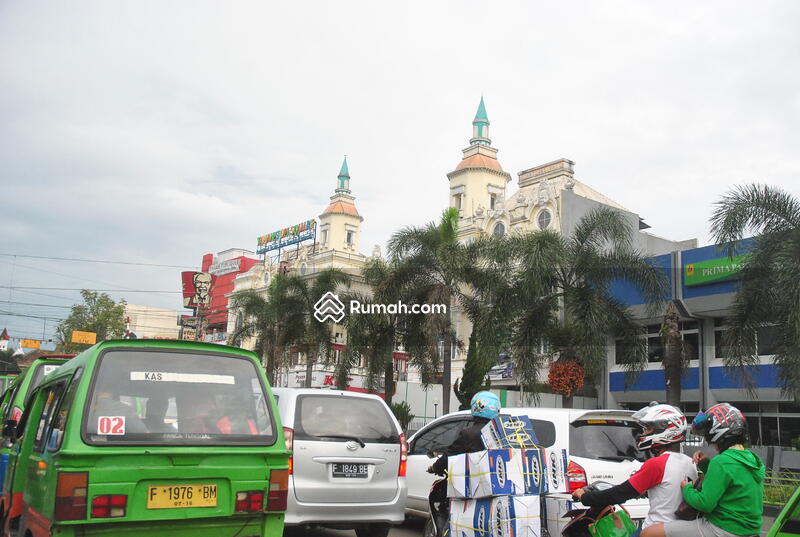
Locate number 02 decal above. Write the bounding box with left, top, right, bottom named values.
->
left=98, top=416, right=126, bottom=435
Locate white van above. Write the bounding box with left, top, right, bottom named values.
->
left=273, top=388, right=408, bottom=537
left=405, top=407, right=650, bottom=536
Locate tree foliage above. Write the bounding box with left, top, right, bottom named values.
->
left=0, top=349, right=21, bottom=374
left=710, top=184, right=800, bottom=399
left=387, top=207, right=468, bottom=414
left=228, top=269, right=349, bottom=385
left=472, top=208, right=669, bottom=403
left=55, top=290, right=126, bottom=353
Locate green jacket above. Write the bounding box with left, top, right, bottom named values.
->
left=683, top=448, right=765, bottom=536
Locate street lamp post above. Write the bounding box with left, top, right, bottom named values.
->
left=433, top=398, right=439, bottom=419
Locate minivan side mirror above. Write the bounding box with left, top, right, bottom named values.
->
left=3, top=419, right=17, bottom=440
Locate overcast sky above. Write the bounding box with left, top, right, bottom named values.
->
left=1, top=1, right=799, bottom=345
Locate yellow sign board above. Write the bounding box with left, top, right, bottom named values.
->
left=20, top=339, right=41, bottom=349
left=71, top=330, right=97, bottom=345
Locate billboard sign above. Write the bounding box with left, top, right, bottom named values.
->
left=684, top=254, right=749, bottom=287
left=208, top=258, right=241, bottom=276
left=181, top=271, right=213, bottom=308
left=72, top=330, right=97, bottom=345
left=20, top=338, right=41, bottom=349
left=257, top=219, right=316, bottom=254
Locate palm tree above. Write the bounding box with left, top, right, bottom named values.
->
left=227, top=275, right=306, bottom=385
left=506, top=207, right=669, bottom=407
left=387, top=208, right=469, bottom=414
left=339, top=259, right=405, bottom=405
left=710, top=184, right=800, bottom=398
left=291, top=268, right=350, bottom=388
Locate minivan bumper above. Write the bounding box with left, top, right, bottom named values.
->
left=285, top=479, right=407, bottom=526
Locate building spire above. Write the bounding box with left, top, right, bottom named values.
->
left=336, top=156, right=351, bottom=194
left=470, top=97, right=491, bottom=146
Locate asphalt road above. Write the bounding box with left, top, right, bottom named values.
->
left=285, top=518, right=425, bottom=537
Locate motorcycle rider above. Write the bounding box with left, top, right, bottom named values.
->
left=572, top=402, right=696, bottom=534
left=649, top=403, right=764, bottom=537
left=426, top=391, right=502, bottom=533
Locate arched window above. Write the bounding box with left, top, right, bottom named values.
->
left=492, top=222, right=506, bottom=238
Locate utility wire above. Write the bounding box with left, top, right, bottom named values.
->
left=0, top=253, right=195, bottom=269
left=0, top=286, right=180, bottom=294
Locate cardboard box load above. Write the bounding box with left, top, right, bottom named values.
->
left=494, top=494, right=542, bottom=537
left=449, top=495, right=542, bottom=537
left=545, top=447, right=569, bottom=494
left=447, top=449, right=526, bottom=499
left=522, top=448, right=548, bottom=495
left=448, top=497, right=493, bottom=537
left=481, top=414, right=540, bottom=449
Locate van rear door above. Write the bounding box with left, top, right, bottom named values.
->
left=291, top=394, right=400, bottom=504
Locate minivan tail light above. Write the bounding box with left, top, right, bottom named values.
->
left=91, top=495, right=127, bottom=518
left=399, top=433, right=408, bottom=477
left=567, top=460, right=588, bottom=494
left=267, top=469, right=289, bottom=512
left=55, top=471, right=88, bottom=521
left=235, top=490, right=265, bottom=513
left=283, top=427, right=293, bottom=475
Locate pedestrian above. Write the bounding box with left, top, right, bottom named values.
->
left=644, top=403, right=765, bottom=537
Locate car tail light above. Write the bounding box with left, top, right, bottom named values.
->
left=283, top=427, right=293, bottom=475
left=55, top=472, right=88, bottom=521
left=398, top=433, right=408, bottom=477
left=91, top=495, right=127, bottom=518
left=235, top=490, right=265, bottom=513
left=567, top=460, right=588, bottom=494
left=267, top=469, right=289, bottom=512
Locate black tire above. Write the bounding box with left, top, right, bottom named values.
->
left=355, top=523, right=391, bottom=537
left=423, top=517, right=437, bottom=537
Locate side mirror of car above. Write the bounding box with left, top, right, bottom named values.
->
left=3, top=419, right=17, bottom=440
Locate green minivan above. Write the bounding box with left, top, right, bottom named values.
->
left=0, top=355, right=72, bottom=509
left=2, top=340, right=288, bottom=537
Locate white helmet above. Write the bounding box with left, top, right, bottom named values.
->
left=632, top=402, right=687, bottom=451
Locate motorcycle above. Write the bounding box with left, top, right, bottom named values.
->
left=562, top=481, right=638, bottom=537
left=425, top=473, right=449, bottom=537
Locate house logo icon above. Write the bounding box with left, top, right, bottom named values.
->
left=314, top=291, right=346, bottom=323
left=686, top=264, right=695, bottom=276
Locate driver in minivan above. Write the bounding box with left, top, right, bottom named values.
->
left=572, top=403, right=696, bottom=534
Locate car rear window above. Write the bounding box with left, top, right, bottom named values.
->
left=294, top=394, right=399, bottom=444
left=83, top=349, right=275, bottom=446
left=569, top=419, right=644, bottom=462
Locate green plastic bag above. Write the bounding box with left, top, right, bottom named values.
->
left=588, top=506, right=637, bottom=537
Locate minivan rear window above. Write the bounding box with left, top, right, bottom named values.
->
left=569, top=420, right=644, bottom=462
left=294, top=394, right=399, bottom=444
left=25, top=362, right=63, bottom=402
left=83, top=350, right=275, bottom=446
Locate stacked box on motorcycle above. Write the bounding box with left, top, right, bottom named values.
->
left=447, top=449, right=525, bottom=498
left=522, top=447, right=548, bottom=495
left=494, top=495, right=542, bottom=537
left=545, top=447, right=569, bottom=493
left=448, top=497, right=493, bottom=537
left=543, top=494, right=581, bottom=537
left=481, top=414, right=539, bottom=449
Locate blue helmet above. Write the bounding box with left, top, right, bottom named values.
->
left=470, top=391, right=501, bottom=420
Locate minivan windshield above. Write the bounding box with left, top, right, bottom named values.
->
left=83, top=350, right=275, bottom=445
left=569, top=419, right=644, bottom=462
left=294, top=394, right=399, bottom=444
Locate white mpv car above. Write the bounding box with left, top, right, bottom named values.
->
left=405, top=407, right=650, bottom=536
left=273, top=388, right=408, bottom=537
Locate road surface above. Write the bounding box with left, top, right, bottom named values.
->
left=286, top=518, right=425, bottom=537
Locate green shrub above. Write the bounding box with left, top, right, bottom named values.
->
left=390, top=401, right=415, bottom=432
